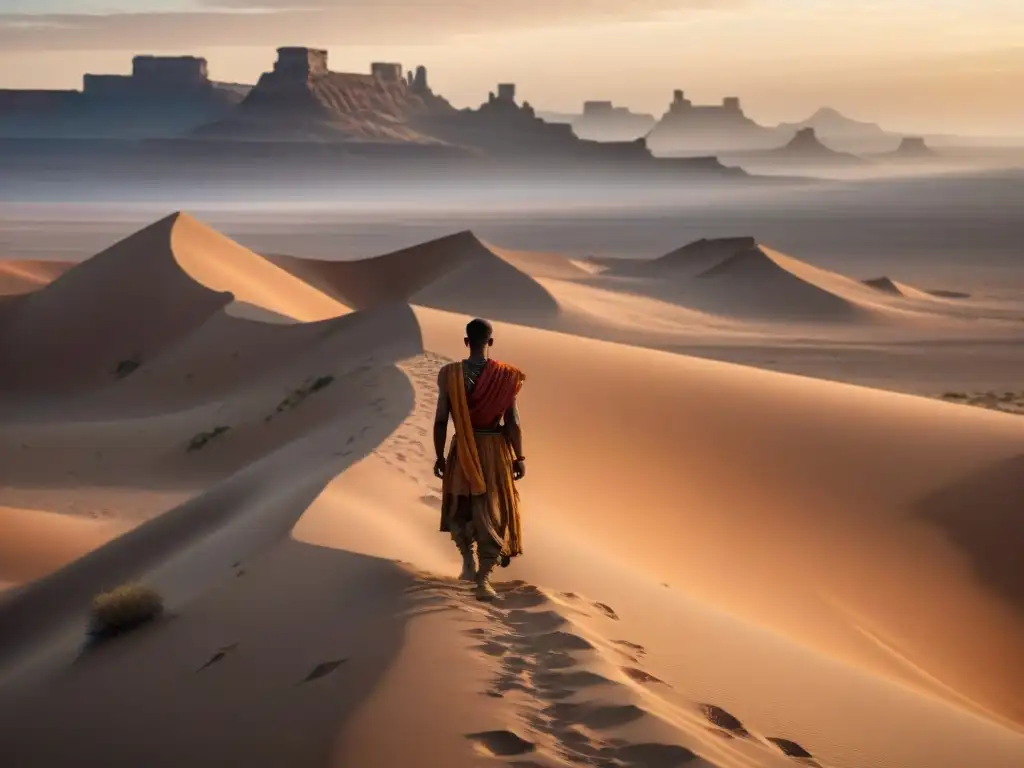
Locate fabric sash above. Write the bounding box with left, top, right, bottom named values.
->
left=469, top=360, right=526, bottom=428
left=446, top=363, right=488, bottom=496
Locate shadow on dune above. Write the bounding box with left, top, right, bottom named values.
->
left=0, top=541, right=414, bottom=768
left=0, top=313, right=420, bottom=674
left=914, top=452, right=1024, bottom=613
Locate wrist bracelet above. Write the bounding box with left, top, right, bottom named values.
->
left=514, top=456, right=526, bottom=461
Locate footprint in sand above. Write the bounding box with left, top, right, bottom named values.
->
left=612, top=639, right=647, bottom=661
left=300, top=659, right=347, bottom=684
left=466, top=730, right=536, bottom=757
left=622, top=667, right=667, bottom=686
left=534, top=669, right=612, bottom=692
left=699, top=704, right=749, bottom=738
left=546, top=701, right=647, bottom=730
left=527, top=631, right=595, bottom=653
left=592, top=602, right=619, bottom=621
left=505, top=609, right=569, bottom=634
left=767, top=738, right=821, bottom=766
left=604, top=742, right=699, bottom=768
left=496, top=583, right=549, bottom=610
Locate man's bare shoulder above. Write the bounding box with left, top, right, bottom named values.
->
left=437, top=361, right=460, bottom=389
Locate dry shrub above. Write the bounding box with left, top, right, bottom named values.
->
left=88, top=582, right=164, bottom=640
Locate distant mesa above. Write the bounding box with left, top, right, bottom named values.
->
left=571, top=101, right=656, bottom=142
left=193, top=47, right=451, bottom=143
left=645, top=89, right=778, bottom=154
left=0, top=46, right=747, bottom=176
left=880, top=136, right=939, bottom=160
left=0, top=55, right=247, bottom=139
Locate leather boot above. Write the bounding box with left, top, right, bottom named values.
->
left=454, top=534, right=477, bottom=582
left=475, top=555, right=498, bottom=600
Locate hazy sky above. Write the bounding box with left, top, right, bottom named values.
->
left=1, top=0, right=1022, bottom=135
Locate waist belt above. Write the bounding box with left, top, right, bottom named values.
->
left=472, top=428, right=504, bottom=436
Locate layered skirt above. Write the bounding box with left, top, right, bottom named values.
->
left=440, top=430, right=523, bottom=559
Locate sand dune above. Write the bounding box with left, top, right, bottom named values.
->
left=270, top=231, right=560, bottom=322
left=864, top=275, right=949, bottom=301
left=0, top=214, right=1022, bottom=768
left=0, top=259, right=76, bottom=296
left=610, top=237, right=757, bottom=278
left=687, top=244, right=880, bottom=321
left=0, top=213, right=346, bottom=394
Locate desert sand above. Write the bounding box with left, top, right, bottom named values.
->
left=0, top=212, right=1021, bottom=768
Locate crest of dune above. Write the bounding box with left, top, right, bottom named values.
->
left=269, top=231, right=560, bottom=322
left=0, top=213, right=347, bottom=392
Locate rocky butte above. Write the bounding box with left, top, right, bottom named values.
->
left=644, top=90, right=778, bottom=154
left=194, top=48, right=451, bottom=143
left=883, top=136, right=938, bottom=159
left=762, top=127, right=867, bottom=165
left=570, top=101, right=656, bottom=142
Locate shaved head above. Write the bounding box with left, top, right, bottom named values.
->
left=465, top=318, right=493, bottom=349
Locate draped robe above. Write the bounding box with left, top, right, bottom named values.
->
left=440, top=359, right=526, bottom=559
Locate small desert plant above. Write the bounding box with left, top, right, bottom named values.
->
left=88, top=582, right=164, bottom=641
left=187, top=425, right=230, bottom=451
left=267, top=375, right=336, bottom=421
left=114, top=356, right=142, bottom=379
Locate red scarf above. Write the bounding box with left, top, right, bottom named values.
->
left=468, top=360, right=525, bottom=428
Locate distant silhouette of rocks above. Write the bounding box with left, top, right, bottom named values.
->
left=194, top=48, right=451, bottom=143
left=884, top=136, right=939, bottom=159
left=0, top=55, right=246, bottom=139
left=775, top=107, right=900, bottom=153
left=571, top=101, right=656, bottom=142
left=645, top=89, right=778, bottom=154
left=768, top=127, right=867, bottom=164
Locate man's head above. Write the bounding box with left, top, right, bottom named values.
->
left=465, top=318, right=494, bottom=353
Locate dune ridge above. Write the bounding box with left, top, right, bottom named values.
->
left=0, top=213, right=347, bottom=394
left=269, top=230, right=561, bottom=322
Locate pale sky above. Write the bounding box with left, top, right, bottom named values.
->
left=1, top=0, right=1022, bottom=135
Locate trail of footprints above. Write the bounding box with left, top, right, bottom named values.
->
left=407, top=575, right=826, bottom=768
left=373, top=353, right=453, bottom=482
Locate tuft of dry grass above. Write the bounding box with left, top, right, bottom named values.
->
left=187, top=425, right=231, bottom=451
left=938, top=390, right=1024, bottom=415
left=88, top=582, right=164, bottom=641
left=114, top=357, right=142, bottom=379
left=266, top=374, right=336, bottom=422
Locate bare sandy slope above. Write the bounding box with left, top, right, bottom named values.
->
left=0, top=259, right=75, bottom=296
left=268, top=230, right=561, bottom=323
left=0, top=216, right=1021, bottom=768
